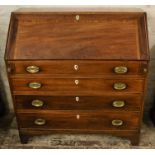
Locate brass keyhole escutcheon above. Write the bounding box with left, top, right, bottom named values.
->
left=76, top=114, right=80, bottom=120
left=75, top=96, right=79, bottom=102
left=75, top=15, right=80, bottom=21
left=74, top=64, right=79, bottom=71
left=75, top=80, right=79, bottom=85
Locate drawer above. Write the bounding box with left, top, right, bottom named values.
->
left=7, top=61, right=148, bottom=77
left=11, top=78, right=144, bottom=95
left=14, top=95, right=142, bottom=111
left=17, top=111, right=140, bottom=130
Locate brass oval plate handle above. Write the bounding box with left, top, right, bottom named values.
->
left=34, top=118, right=46, bottom=126
left=26, top=66, right=40, bottom=74
left=28, top=82, right=42, bottom=89
left=114, top=66, right=128, bottom=74
left=31, top=100, right=44, bottom=107
left=112, top=101, right=125, bottom=108
left=112, top=120, right=123, bottom=126
left=113, top=82, right=127, bottom=90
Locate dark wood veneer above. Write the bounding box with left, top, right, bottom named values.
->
left=5, top=9, right=149, bottom=145
left=5, top=11, right=149, bottom=60
left=11, top=78, right=144, bottom=93
left=14, top=95, right=142, bottom=111
left=7, top=60, right=147, bottom=76
left=17, top=111, right=140, bottom=130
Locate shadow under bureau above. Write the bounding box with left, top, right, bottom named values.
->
left=5, top=8, right=149, bottom=145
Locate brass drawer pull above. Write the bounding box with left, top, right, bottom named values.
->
left=113, top=82, right=127, bottom=90
left=112, top=120, right=123, bottom=126
left=114, top=66, right=128, bottom=74
left=28, top=82, right=42, bottom=89
left=112, top=101, right=125, bottom=108
left=74, top=64, right=79, bottom=71
left=31, top=100, right=44, bottom=107
left=26, top=66, right=40, bottom=73
left=34, top=118, right=46, bottom=126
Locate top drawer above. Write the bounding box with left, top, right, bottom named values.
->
left=7, top=60, right=148, bottom=77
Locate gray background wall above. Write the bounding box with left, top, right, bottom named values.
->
left=0, top=5, right=155, bottom=120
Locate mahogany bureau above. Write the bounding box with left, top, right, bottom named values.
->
left=5, top=9, right=149, bottom=145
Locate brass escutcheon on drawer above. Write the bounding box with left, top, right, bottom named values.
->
left=74, top=64, right=79, bottom=71
left=34, top=118, right=46, bottom=126
left=112, top=101, right=125, bottom=108
left=26, top=65, right=40, bottom=73
left=112, top=120, right=123, bottom=126
left=76, top=114, right=80, bottom=120
left=75, top=15, right=80, bottom=21
left=113, top=82, right=127, bottom=90
left=75, top=96, right=79, bottom=102
left=114, top=66, right=128, bottom=74
left=75, top=79, right=79, bottom=85
left=28, top=82, right=42, bottom=89
left=31, top=100, right=44, bottom=107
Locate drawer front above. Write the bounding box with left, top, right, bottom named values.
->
left=7, top=61, right=148, bottom=76
left=14, top=95, right=142, bottom=111
left=17, top=111, right=140, bottom=130
left=11, top=78, right=144, bottom=94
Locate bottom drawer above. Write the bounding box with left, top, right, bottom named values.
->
left=17, top=111, right=140, bottom=131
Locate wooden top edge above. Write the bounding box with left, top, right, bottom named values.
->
left=13, top=7, right=145, bottom=14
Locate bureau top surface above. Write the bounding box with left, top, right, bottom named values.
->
left=5, top=9, right=149, bottom=60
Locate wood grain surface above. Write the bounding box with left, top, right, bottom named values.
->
left=5, top=11, right=149, bottom=60
left=5, top=9, right=149, bottom=145
left=14, top=94, right=142, bottom=111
